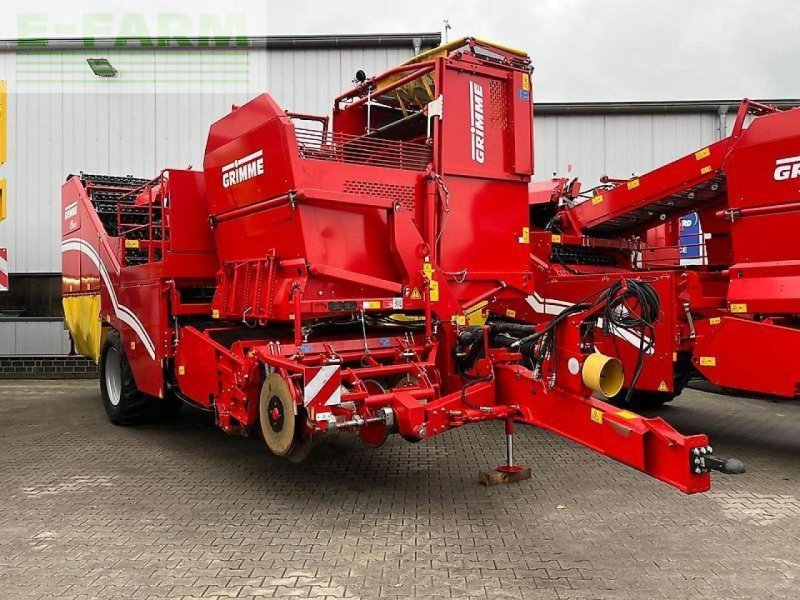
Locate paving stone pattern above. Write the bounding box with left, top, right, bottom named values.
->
left=1, top=380, right=798, bottom=599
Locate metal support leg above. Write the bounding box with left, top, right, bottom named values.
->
left=479, top=417, right=531, bottom=485
left=498, top=418, right=523, bottom=474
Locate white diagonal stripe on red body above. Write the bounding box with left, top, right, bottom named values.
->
left=0, top=248, right=8, bottom=291
left=303, top=365, right=341, bottom=407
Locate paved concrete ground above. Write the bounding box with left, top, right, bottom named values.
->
left=1, top=380, right=798, bottom=600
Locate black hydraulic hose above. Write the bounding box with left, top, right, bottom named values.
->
left=501, top=279, right=659, bottom=404
left=491, top=322, right=537, bottom=336
left=492, top=333, right=520, bottom=348
left=600, top=280, right=659, bottom=403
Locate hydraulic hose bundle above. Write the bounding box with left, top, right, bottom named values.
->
left=457, top=279, right=659, bottom=402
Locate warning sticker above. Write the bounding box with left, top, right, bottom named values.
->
left=410, top=288, right=422, bottom=300
left=429, top=280, right=439, bottom=302
left=590, top=407, right=603, bottom=425
left=658, top=380, right=669, bottom=392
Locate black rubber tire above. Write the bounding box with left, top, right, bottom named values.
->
left=611, top=389, right=675, bottom=410
left=154, top=395, right=183, bottom=421
left=99, top=329, right=152, bottom=425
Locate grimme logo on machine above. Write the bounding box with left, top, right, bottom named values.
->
left=469, top=81, right=486, bottom=164
left=63, top=201, right=78, bottom=221
left=774, top=155, right=800, bottom=181
left=64, top=201, right=79, bottom=231
left=222, top=150, right=265, bottom=188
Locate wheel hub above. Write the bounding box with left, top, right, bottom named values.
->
left=268, top=398, right=284, bottom=432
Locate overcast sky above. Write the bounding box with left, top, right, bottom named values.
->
left=5, top=0, right=799, bottom=102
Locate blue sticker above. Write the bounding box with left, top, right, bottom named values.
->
left=519, top=89, right=530, bottom=100
left=379, top=338, right=391, bottom=347
left=300, top=344, right=313, bottom=353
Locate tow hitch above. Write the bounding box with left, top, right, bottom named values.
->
left=691, top=446, right=746, bottom=475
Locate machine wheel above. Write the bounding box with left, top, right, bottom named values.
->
left=99, top=329, right=152, bottom=425
left=286, top=431, right=316, bottom=463
left=154, top=394, right=183, bottom=421
left=612, top=389, right=675, bottom=410
left=259, top=373, right=302, bottom=457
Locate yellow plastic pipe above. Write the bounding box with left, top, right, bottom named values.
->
left=582, top=353, right=625, bottom=398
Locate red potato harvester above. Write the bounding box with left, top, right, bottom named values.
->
left=497, top=100, right=800, bottom=407
left=61, top=38, right=742, bottom=492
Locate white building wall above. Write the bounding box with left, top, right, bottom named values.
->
left=533, top=112, right=721, bottom=186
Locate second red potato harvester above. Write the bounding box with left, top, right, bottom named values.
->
left=503, top=99, right=800, bottom=406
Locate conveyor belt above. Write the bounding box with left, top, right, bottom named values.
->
left=77, top=172, right=150, bottom=189
left=565, top=137, right=730, bottom=238
left=551, top=243, right=617, bottom=267
left=71, top=173, right=158, bottom=265
left=587, top=174, right=727, bottom=237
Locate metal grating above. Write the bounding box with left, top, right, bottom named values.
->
left=80, top=173, right=151, bottom=238
left=295, top=127, right=432, bottom=171
left=490, top=80, right=509, bottom=130
left=343, top=180, right=416, bottom=211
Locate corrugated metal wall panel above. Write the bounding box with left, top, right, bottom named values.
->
left=0, top=321, right=71, bottom=355
left=534, top=112, right=720, bottom=185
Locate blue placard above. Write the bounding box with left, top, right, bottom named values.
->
left=679, top=213, right=702, bottom=259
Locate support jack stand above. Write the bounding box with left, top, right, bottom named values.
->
left=479, top=418, right=532, bottom=486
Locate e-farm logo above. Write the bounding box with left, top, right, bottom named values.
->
left=469, top=80, right=486, bottom=164
left=774, top=155, right=800, bottom=181
left=15, top=12, right=253, bottom=88
left=17, top=13, right=249, bottom=48
left=222, top=150, right=265, bottom=189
